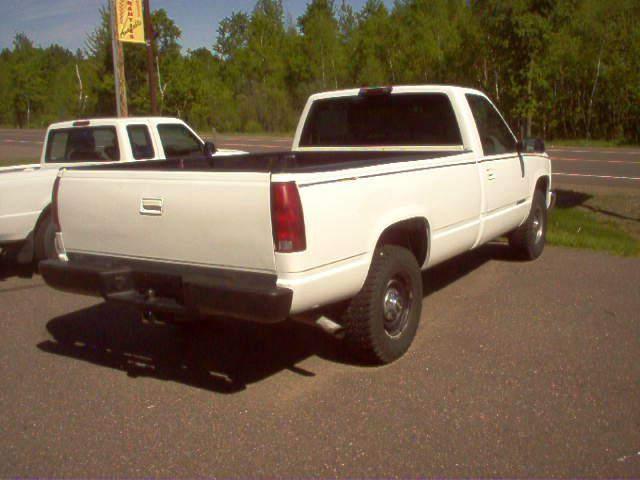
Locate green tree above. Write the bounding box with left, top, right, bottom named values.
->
left=1, top=0, right=639, bottom=143
left=349, top=0, right=392, bottom=85
left=298, top=0, right=345, bottom=91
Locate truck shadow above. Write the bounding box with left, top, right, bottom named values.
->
left=555, top=189, right=592, bottom=209
left=37, top=304, right=339, bottom=394
left=554, top=188, right=640, bottom=222
left=0, top=262, right=35, bottom=281
left=37, top=242, right=517, bottom=394
left=422, top=241, right=515, bottom=295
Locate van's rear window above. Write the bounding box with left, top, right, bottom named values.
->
left=299, top=93, right=462, bottom=147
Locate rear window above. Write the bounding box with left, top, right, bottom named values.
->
left=299, top=93, right=462, bottom=147
left=45, top=127, right=120, bottom=163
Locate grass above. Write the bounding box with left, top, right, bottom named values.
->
left=547, top=194, right=640, bottom=257
left=549, top=139, right=639, bottom=148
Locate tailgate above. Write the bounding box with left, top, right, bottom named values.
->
left=57, top=169, right=276, bottom=272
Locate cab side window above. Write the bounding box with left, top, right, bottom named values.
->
left=157, top=124, right=203, bottom=158
left=127, top=125, right=155, bottom=160
left=45, top=127, right=120, bottom=163
left=466, top=94, right=517, bottom=156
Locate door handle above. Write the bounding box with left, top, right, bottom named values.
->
left=140, top=198, right=163, bottom=215
left=487, top=169, right=496, bottom=181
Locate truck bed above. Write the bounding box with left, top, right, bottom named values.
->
left=52, top=147, right=469, bottom=285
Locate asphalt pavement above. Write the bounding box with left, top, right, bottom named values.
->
left=0, top=128, right=45, bottom=163
left=548, top=146, right=640, bottom=189
left=1, top=128, right=639, bottom=189
left=1, top=245, right=639, bottom=476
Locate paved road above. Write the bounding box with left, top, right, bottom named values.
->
left=0, top=128, right=45, bottom=163
left=1, top=246, right=639, bottom=477
left=1, top=129, right=638, bottom=188
left=547, top=146, right=640, bottom=189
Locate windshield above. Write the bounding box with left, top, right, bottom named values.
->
left=299, top=92, right=462, bottom=148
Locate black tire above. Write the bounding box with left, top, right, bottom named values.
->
left=34, top=212, right=57, bottom=262
left=342, top=245, right=423, bottom=364
left=509, top=189, right=547, bottom=260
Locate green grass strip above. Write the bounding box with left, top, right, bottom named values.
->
left=548, top=207, right=640, bottom=257
left=549, top=139, right=639, bottom=148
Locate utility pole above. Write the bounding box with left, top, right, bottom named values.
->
left=109, top=0, right=128, bottom=117
left=143, top=0, right=159, bottom=115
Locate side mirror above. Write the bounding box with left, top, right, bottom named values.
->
left=522, top=137, right=546, bottom=154
left=203, top=141, right=217, bottom=158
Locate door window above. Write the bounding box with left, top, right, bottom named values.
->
left=127, top=125, right=155, bottom=159
left=466, top=94, right=517, bottom=156
left=157, top=124, right=203, bottom=158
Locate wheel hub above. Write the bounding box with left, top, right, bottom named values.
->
left=382, top=276, right=411, bottom=337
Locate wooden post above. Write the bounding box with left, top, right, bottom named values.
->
left=110, top=0, right=128, bottom=117
left=143, top=0, right=159, bottom=115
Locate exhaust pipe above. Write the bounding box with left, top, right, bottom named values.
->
left=291, top=313, right=345, bottom=339
left=315, top=316, right=344, bottom=338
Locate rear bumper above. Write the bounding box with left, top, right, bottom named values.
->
left=40, top=255, right=293, bottom=323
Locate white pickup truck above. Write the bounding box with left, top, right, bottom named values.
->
left=0, top=117, right=241, bottom=263
left=41, top=85, right=554, bottom=364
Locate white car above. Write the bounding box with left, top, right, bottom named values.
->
left=0, top=117, right=243, bottom=263
left=41, top=86, right=554, bottom=364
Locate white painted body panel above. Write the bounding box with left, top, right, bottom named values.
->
left=0, top=117, right=243, bottom=245
left=0, top=166, right=58, bottom=242
left=54, top=86, right=552, bottom=316
left=59, top=170, right=276, bottom=272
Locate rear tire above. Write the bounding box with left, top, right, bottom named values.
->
left=34, top=212, right=57, bottom=262
left=342, top=245, right=423, bottom=364
left=509, top=189, right=547, bottom=260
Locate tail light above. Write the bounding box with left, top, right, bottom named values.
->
left=52, top=176, right=62, bottom=232
left=271, top=182, right=306, bottom=252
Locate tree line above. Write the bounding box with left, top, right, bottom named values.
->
left=0, top=0, right=638, bottom=143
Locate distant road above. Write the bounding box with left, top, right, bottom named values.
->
left=546, top=146, right=640, bottom=189
left=1, top=129, right=638, bottom=188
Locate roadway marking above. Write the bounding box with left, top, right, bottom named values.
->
left=222, top=137, right=290, bottom=142
left=552, top=156, right=640, bottom=165
left=222, top=142, right=283, bottom=149
left=0, top=139, right=44, bottom=144
left=554, top=172, right=640, bottom=181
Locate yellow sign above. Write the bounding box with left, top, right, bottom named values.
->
left=116, top=0, right=145, bottom=44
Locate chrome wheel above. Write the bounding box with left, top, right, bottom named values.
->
left=382, top=274, right=412, bottom=337
left=532, top=206, right=544, bottom=243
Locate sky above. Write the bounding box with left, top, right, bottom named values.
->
left=0, top=0, right=394, bottom=53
